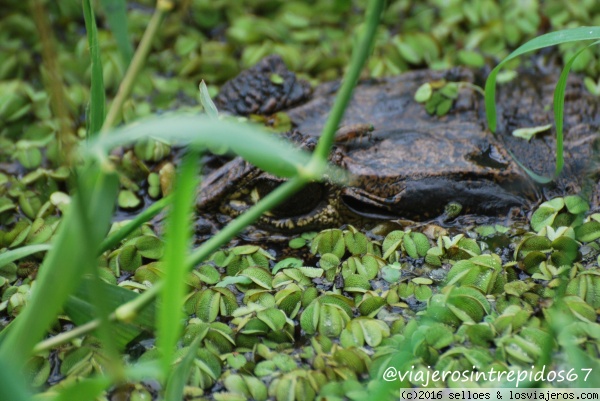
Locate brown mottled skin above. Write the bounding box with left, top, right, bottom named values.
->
left=198, top=55, right=600, bottom=233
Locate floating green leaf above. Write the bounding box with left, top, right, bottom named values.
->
left=512, top=124, right=552, bottom=141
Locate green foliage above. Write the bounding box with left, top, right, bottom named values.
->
left=1, top=0, right=385, bottom=398
left=82, top=0, right=105, bottom=137
left=485, top=27, right=600, bottom=183
left=2, top=1, right=600, bottom=400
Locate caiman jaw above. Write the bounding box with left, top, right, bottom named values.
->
left=218, top=179, right=343, bottom=232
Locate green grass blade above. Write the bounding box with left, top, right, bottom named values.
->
left=486, top=36, right=600, bottom=184
left=83, top=0, right=106, bottom=137
left=107, top=176, right=309, bottom=351
left=157, top=148, right=200, bottom=375
left=548, top=309, right=600, bottom=388
left=313, top=0, right=384, bottom=161
left=485, top=27, right=600, bottom=183
left=0, top=355, right=31, bottom=401
left=108, top=1, right=383, bottom=341
left=505, top=148, right=555, bottom=184
left=514, top=43, right=599, bottom=184
left=164, top=336, right=202, bottom=400
left=99, top=0, right=133, bottom=66
left=0, top=165, right=119, bottom=367
left=71, top=172, right=124, bottom=379
left=52, top=376, right=112, bottom=401
left=199, top=80, right=218, bottom=119
left=101, top=3, right=172, bottom=131
left=485, top=27, right=600, bottom=132
left=34, top=277, right=157, bottom=354
left=0, top=244, right=51, bottom=268
left=124, top=360, right=162, bottom=381
left=87, top=115, right=346, bottom=182
left=100, top=195, right=171, bottom=253
left=64, top=278, right=156, bottom=349
left=550, top=41, right=600, bottom=179
left=70, top=277, right=156, bottom=331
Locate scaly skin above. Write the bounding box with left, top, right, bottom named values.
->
left=198, top=56, right=600, bottom=234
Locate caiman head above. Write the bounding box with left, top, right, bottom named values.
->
left=197, top=55, right=600, bottom=234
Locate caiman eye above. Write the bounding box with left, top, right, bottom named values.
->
left=340, top=194, right=396, bottom=219
left=254, top=179, right=324, bottom=218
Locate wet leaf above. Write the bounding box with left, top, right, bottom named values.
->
left=344, top=274, right=371, bottom=293
left=311, top=229, right=345, bottom=258
left=15, top=147, right=42, bottom=170
left=566, top=271, right=600, bottom=308
left=563, top=296, right=597, bottom=322
left=288, top=237, right=307, bottom=249
left=422, top=323, right=454, bottom=349
left=530, top=198, right=564, bottom=232
left=403, top=232, right=429, bottom=258
left=357, top=254, right=384, bottom=279
left=118, top=190, right=141, bottom=209
left=225, top=374, right=268, bottom=401
left=296, top=266, right=323, bottom=278
left=357, top=296, right=386, bottom=317
left=464, top=324, right=495, bottom=347
left=414, top=83, right=432, bottom=103
left=232, top=245, right=260, bottom=255
left=240, top=266, right=272, bottom=289
left=414, top=285, right=433, bottom=301
left=381, top=263, right=401, bottom=283
left=257, top=308, right=287, bottom=331
left=272, top=257, right=303, bottom=274
left=575, top=220, right=600, bottom=242
left=199, top=80, right=218, bottom=119
left=195, top=265, right=220, bottom=285
left=564, top=195, right=589, bottom=214
left=118, top=245, right=142, bottom=272
left=512, top=124, right=552, bottom=141
left=382, top=230, right=404, bottom=260
left=269, top=73, right=284, bottom=85
left=458, top=49, right=485, bottom=67
left=333, top=348, right=368, bottom=374
left=344, top=230, right=368, bottom=255
left=517, top=235, right=552, bottom=258
left=319, top=253, right=340, bottom=270
left=195, top=348, right=222, bottom=382
left=135, top=235, right=164, bottom=259
left=24, top=355, right=50, bottom=388
left=439, top=82, right=459, bottom=99
left=300, top=300, right=319, bottom=335
left=412, top=277, right=433, bottom=285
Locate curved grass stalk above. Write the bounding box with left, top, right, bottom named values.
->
left=156, top=148, right=200, bottom=375
left=504, top=42, right=600, bottom=184
left=99, top=195, right=171, bottom=253
left=101, top=1, right=174, bottom=132
left=29, top=0, right=383, bottom=351
left=314, top=0, right=385, bottom=160
left=32, top=0, right=74, bottom=158
left=83, top=0, right=105, bottom=138
left=28, top=0, right=385, bottom=387
left=0, top=244, right=52, bottom=269
left=32, top=177, right=309, bottom=353
left=0, top=164, right=119, bottom=368
left=485, top=27, right=600, bottom=183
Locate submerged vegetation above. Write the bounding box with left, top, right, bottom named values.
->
left=1, top=0, right=600, bottom=400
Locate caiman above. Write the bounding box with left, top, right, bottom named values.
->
left=197, top=56, right=600, bottom=234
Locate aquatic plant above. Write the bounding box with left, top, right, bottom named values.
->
left=1, top=1, right=600, bottom=400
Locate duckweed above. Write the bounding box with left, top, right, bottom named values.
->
left=12, top=195, right=599, bottom=396
left=3, top=0, right=600, bottom=397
